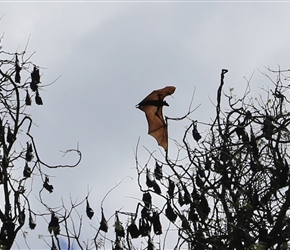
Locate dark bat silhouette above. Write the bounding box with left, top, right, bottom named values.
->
left=99, top=208, right=108, bottom=232
left=29, top=213, right=36, bottom=230
left=86, top=198, right=94, bottom=219
left=48, top=212, right=60, bottom=235
left=136, top=86, right=176, bottom=151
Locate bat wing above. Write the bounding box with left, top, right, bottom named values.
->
left=141, top=105, right=168, bottom=150
left=137, top=86, right=176, bottom=151
left=138, top=86, right=176, bottom=105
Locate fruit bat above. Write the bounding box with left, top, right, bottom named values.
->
left=127, top=219, right=140, bottom=238
left=23, top=162, right=32, bottom=178
left=152, top=181, right=161, bottom=195
left=192, top=122, right=201, bottom=142
left=263, top=115, right=275, bottom=139
left=142, top=192, right=152, bottom=209
left=167, top=179, right=175, bottom=199
left=48, top=212, right=60, bottom=235
left=165, top=202, right=177, bottom=223
left=141, top=206, right=151, bottom=220
left=250, top=127, right=259, bottom=159
left=146, top=168, right=155, bottom=188
left=35, top=90, right=43, bottom=105
left=30, top=66, right=40, bottom=92
left=139, top=218, right=150, bottom=237
left=7, top=125, right=15, bottom=144
left=25, top=90, right=32, bottom=106
left=154, top=161, right=163, bottom=180
left=151, top=211, right=162, bottom=235
left=178, top=189, right=185, bottom=207
left=15, top=54, right=21, bottom=83
left=43, top=176, right=54, bottom=193
left=115, top=214, right=125, bottom=237
left=183, top=185, right=191, bottom=205
left=18, top=208, right=25, bottom=225
left=86, top=198, right=94, bottom=219
left=99, top=208, right=108, bottom=232
left=31, top=66, right=40, bottom=84
left=136, top=86, right=176, bottom=151
left=29, top=213, right=36, bottom=230
left=188, top=203, right=198, bottom=222
left=26, top=142, right=34, bottom=162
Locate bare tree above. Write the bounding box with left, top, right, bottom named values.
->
left=0, top=39, right=82, bottom=249
left=5, top=31, right=290, bottom=250
left=127, top=68, right=290, bottom=250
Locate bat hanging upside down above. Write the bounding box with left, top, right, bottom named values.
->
left=136, top=86, right=176, bottom=151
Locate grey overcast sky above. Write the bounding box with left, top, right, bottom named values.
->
left=1, top=1, right=290, bottom=249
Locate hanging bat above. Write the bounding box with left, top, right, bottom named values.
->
left=136, top=86, right=176, bottom=151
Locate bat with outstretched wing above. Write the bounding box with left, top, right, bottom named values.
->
left=136, top=86, right=176, bottom=151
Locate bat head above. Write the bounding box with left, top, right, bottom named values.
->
left=136, top=100, right=169, bottom=110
